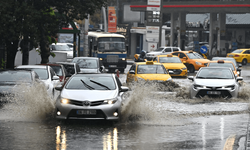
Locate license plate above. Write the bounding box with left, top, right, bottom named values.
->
left=228, top=55, right=233, bottom=57
left=109, top=65, right=117, bottom=67
left=207, top=91, right=221, bottom=95
left=77, top=110, right=96, bottom=115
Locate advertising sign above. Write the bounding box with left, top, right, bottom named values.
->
left=148, top=43, right=158, bottom=52
left=108, top=7, right=117, bottom=32
left=146, top=26, right=159, bottom=42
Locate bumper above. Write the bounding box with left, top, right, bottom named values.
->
left=55, top=100, right=121, bottom=120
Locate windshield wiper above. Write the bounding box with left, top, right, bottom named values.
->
left=90, top=80, right=110, bottom=90
left=80, top=79, right=95, bottom=90
left=196, top=76, right=206, bottom=79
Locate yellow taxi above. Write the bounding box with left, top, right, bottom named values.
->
left=207, top=60, right=241, bottom=77
left=171, top=51, right=210, bottom=73
left=227, top=49, right=250, bottom=65
left=153, top=54, right=187, bottom=77
left=126, top=61, right=172, bottom=83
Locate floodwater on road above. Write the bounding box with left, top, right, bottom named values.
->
left=0, top=64, right=250, bottom=150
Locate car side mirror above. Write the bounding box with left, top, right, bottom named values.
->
left=237, top=68, right=241, bottom=71
left=120, top=86, right=129, bottom=92
left=236, top=76, right=243, bottom=82
left=53, top=76, right=60, bottom=80
left=55, top=85, right=63, bottom=91
left=129, top=70, right=135, bottom=74
left=183, top=57, right=187, bottom=59
left=187, top=76, right=194, bottom=81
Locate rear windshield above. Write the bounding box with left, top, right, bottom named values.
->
left=0, top=71, right=32, bottom=82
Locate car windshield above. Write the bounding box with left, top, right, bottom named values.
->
left=137, top=65, right=166, bottom=74
left=73, top=59, right=98, bottom=69
left=28, top=68, right=48, bottom=80
left=197, top=68, right=234, bottom=79
left=159, top=57, right=182, bottom=63
left=50, top=66, right=62, bottom=76
left=66, top=76, right=116, bottom=90
left=208, top=63, right=235, bottom=71
left=232, top=50, right=243, bottom=53
left=52, top=45, right=71, bottom=51
left=63, top=64, right=75, bottom=74
left=0, top=71, right=32, bottom=83
left=186, top=53, right=202, bottom=59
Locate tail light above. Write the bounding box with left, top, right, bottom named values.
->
left=235, top=55, right=240, bottom=57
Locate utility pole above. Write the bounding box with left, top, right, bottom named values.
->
left=158, top=0, right=163, bottom=47
left=83, top=14, right=89, bottom=57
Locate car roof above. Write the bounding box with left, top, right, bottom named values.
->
left=0, top=69, right=34, bottom=73
left=16, top=65, right=48, bottom=69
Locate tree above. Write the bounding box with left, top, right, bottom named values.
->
left=0, top=0, right=107, bottom=68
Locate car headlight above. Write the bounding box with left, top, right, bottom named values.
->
left=193, top=84, right=205, bottom=89
left=182, top=67, right=187, bottom=70
left=167, top=78, right=172, bottom=81
left=60, top=98, right=70, bottom=104
left=121, top=58, right=126, bottom=61
left=195, top=61, right=202, bottom=65
left=224, top=85, right=235, bottom=90
left=103, top=98, right=118, bottom=104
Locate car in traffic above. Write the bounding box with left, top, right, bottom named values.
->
left=188, top=67, right=243, bottom=99
left=126, top=61, right=172, bottom=83
left=171, top=51, right=210, bottom=73
left=226, top=48, right=250, bottom=65
left=15, top=65, right=60, bottom=99
left=71, top=57, right=106, bottom=73
left=207, top=60, right=241, bottom=77
left=146, top=46, right=181, bottom=59
left=0, top=69, right=43, bottom=104
left=50, top=43, right=73, bottom=60
left=212, top=57, right=242, bottom=69
left=55, top=73, right=129, bottom=121
left=153, top=54, right=188, bottom=77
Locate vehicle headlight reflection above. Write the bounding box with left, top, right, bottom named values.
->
left=103, top=98, right=118, bottom=104
left=195, top=61, right=202, bottom=65
left=182, top=67, right=187, bottom=70
left=60, top=98, right=70, bottom=104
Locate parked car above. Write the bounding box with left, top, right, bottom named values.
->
left=15, top=65, right=60, bottom=99
left=71, top=57, right=106, bottom=73
left=153, top=54, right=188, bottom=77
left=227, top=48, right=250, bottom=65
left=55, top=73, right=129, bottom=121
left=171, top=51, right=210, bottom=73
left=40, top=63, right=70, bottom=85
left=146, top=46, right=181, bottom=58
left=126, top=61, right=172, bottom=83
left=188, top=67, right=243, bottom=99
left=50, top=43, right=73, bottom=60
left=207, top=60, right=241, bottom=77
left=0, top=69, right=43, bottom=104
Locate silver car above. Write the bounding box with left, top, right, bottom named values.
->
left=55, top=73, right=129, bottom=121
left=188, top=67, right=243, bottom=99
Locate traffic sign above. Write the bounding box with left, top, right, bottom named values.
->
left=200, top=45, right=208, bottom=54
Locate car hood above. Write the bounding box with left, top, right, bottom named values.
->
left=162, top=63, right=186, bottom=69
left=61, top=90, right=118, bottom=101
left=136, top=74, right=171, bottom=81
left=194, top=79, right=236, bottom=86
left=80, top=68, right=100, bottom=73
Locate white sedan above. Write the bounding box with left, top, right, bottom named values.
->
left=16, top=65, right=60, bottom=99
left=188, top=67, right=243, bottom=99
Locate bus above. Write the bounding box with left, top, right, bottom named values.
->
left=88, top=31, right=127, bottom=73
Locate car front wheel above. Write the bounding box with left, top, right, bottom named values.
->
left=242, top=59, right=247, bottom=65
left=188, top=65, right=195, bottom=73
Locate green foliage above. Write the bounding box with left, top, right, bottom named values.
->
left=1, top=59, right=6, bottom=69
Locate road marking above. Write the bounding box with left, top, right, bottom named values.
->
left=223, top=134, right=236, bottom=150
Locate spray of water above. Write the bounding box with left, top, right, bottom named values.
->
left=1, top=82, right=56, bottom=122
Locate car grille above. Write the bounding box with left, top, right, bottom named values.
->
left=196, top=90, right=232, bottom=98
left=67, top=109, right=106, bottom=119
left=107, top=55, right=119, bottom=63
left=169, top=69, right=182, bottom=75
left=69, top=99, right=104, bottom=106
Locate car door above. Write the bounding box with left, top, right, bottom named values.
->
left=126, top=64, right=136, bottom=83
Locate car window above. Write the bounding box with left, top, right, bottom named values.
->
left=179, top=53, right=186, bottom=58
left=172, top=52, right=179, bottom=56
left=154, top=48, right=164, bottom=52
left=50, top=67, right=56, bottom=77
left=164, top=48, right=171, bottom=52
left=186, top=53, right=201, bottom=59
left=73, top=59, right=98, bottom=69
left=29, top=68, right=48, bottom=80
left=173, top=48, right=179, bottom=51
left=232, top=50, right=242, bottom=53
left=52, top=45, right=71, bottom=51
left=137, top=65, right=166, bottom=74
left=0, top=71, right=32, bottom=82
left=51, top=66, right=63, bottom=76
left=246, top=50, right=250, bottom=54
left=66, top=76, right=116, bottom=90
left=159, top=57, right=182, bottom=63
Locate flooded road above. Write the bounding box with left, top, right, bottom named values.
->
left=0, top=64, right=250, bottom=150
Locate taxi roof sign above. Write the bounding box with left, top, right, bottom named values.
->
left=217, top=60, right=225, bottom=63
left=146, top=61, right=154, bottom=65
left=167, top=54, right=173, bottom=57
